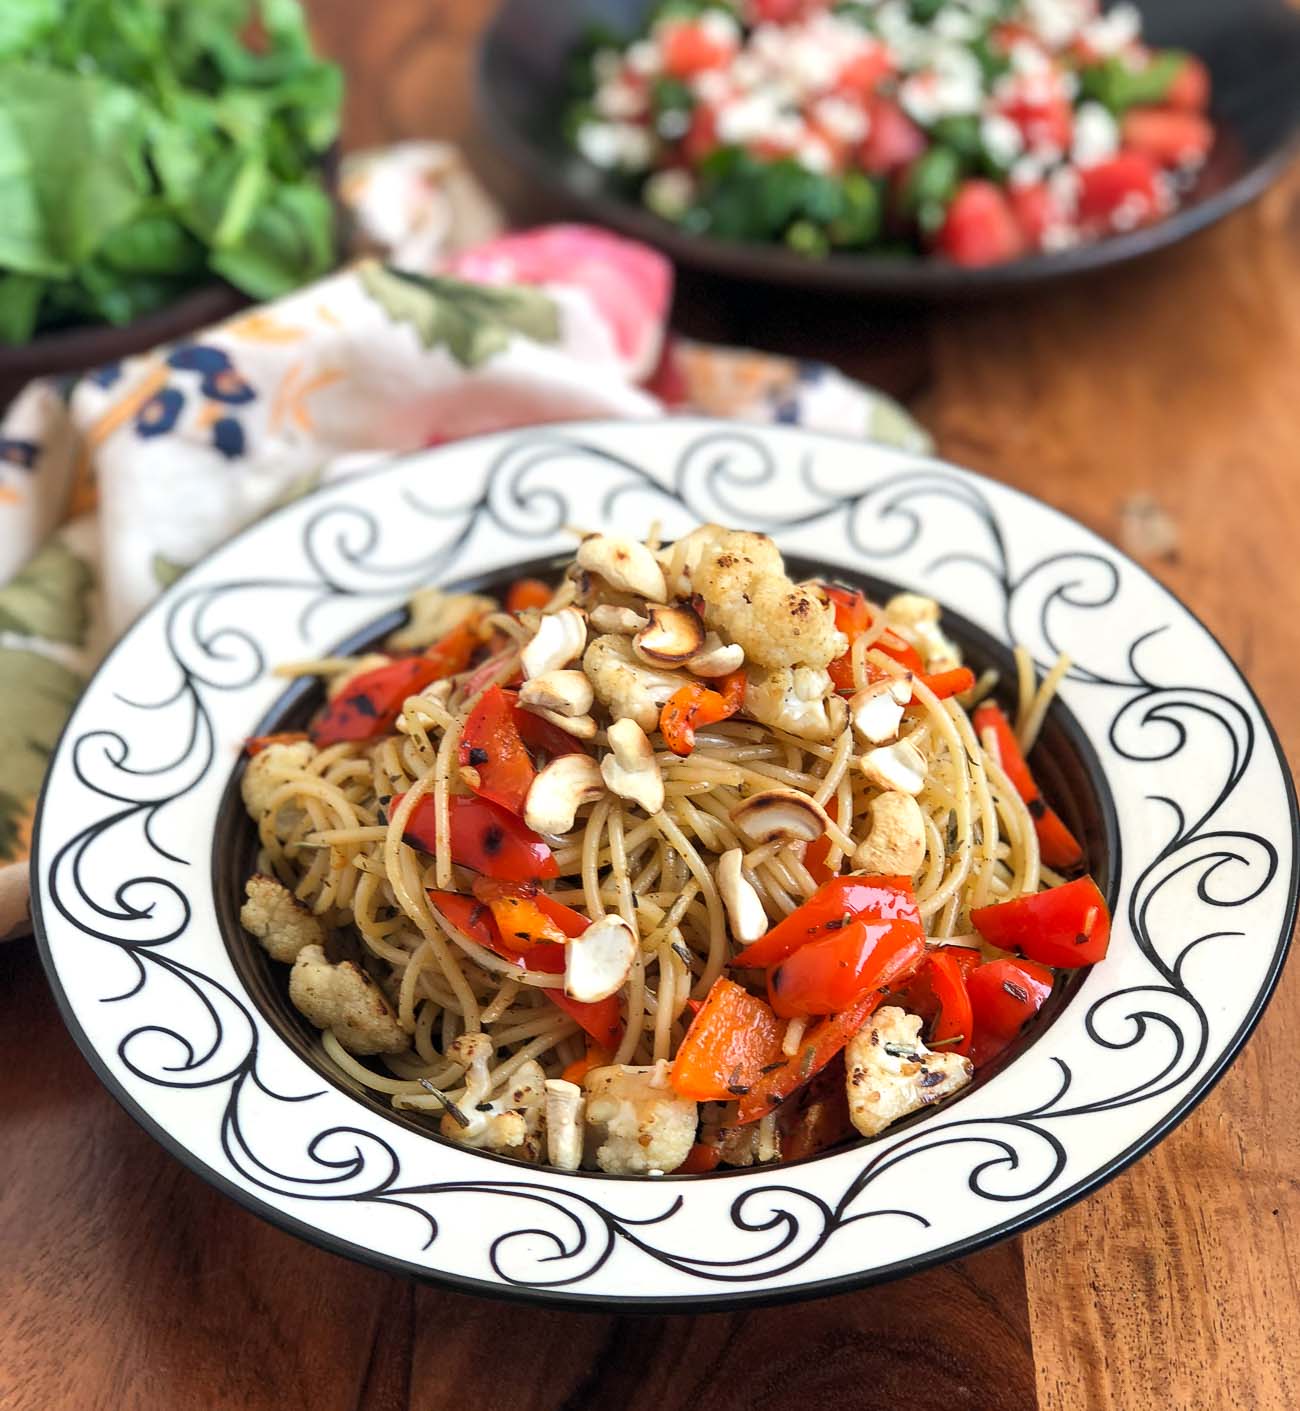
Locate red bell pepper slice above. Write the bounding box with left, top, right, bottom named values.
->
left=427, top=889, right=622, bottom=1049
left=469, top=877, right=570, bottom=950
left=511, top=694, right=590, bottom=759
left=967, top=957, right=1054, bottom=1040
left=972, top=876, right=1110, bottom=968
left=736, top=990, right=880, bottom=1124
left=505, top=578, right=553, bottom=614
left=677, top=1142, right=723, bottom=1175
left=394, top=792, right=558, bottom=882
left=917, top=666, right=976, bottom=700
left=972, top=702, right=1084, bottom=871
left=458, top=685, right=535, bottom=815
left=767, top=916, right=926, bottom=1018
left=422, top=618, right=482, bottom=679
left=669, top=977, right=785, bottom=1101
left=659, top=669, right=745, bottom=757
left=311, top=657, right=447, bottom=746
left=803, top=798, right=840, bottom=885
left=736, top=875, right=920, bottom=970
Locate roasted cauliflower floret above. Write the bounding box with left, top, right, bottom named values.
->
left=685, top=530, right=845, bottom=670
left=884, top=592, right=961, bottom=674
left=240, top=739, right=316, bottom=819
left=440, top=1034, right=546, bottom=1161
left=845, top=1006, right=973, bottom=1138
left=583, top=633, right=689, bottom=734
left=240, top=874, right=324, bottom=963
left=743, top=666, right=845, bottom=743
left=583, top=1063, right=697, bottom=1174
left=288, top=944, right=408, bottom=1056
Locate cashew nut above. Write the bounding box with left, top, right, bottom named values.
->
left=860, top=739, right=927, bottom=796
left=521, top=607, right=587, bottom=680
left=687, top=633, right=745, bottom=677
left=850, top=676, right=913, bottom=746
left=600, top=717, right=664, bottom=814
left=565, top=914, right=637, bottom=1003
left=633, top=603, right=706, bottom=666
left=589, top=603, right=649, bottom=635
left=731, top=788, right=830, bottom=844
left=576, top=534, right=667, bottom=602
left=519, top=669, right=594, bottom=717
left=524, top=754, right=606, bottom=834
left=852, top=791, right=927, bottom=875
left=717, top=848, right=768, bottom=943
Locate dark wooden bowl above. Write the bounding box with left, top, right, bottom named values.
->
left=477, top=0, right=1300, bottom=298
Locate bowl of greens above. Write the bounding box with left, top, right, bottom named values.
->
left=0, top=0, right=341, bottom=390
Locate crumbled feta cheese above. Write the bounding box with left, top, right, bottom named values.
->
left=1047, top=163, right=1081, bottom=214
left=716, top=90, right=782, bottom=145
left=1009, top=154, right=1046, bottom=189
left=981, top=112, right=1024, bottom=167
left=1071, top=101, right=1119, bottom=169
left=900, top=44, right=984, bottom=124
left=796, top=134, right=834, bottom=173
left=577, top=121, right=653, bottom=171
left=625, top=39, right=662, bottom=78
left=1009, top=39, right=1053, bottom=78
left=933, top=8, right=980, bottom=43
left=692, top=68, right=732, bottom=106
left=812, top=95, right=869, bottom=145
left=594, top=79, right=647, bottom=122
left=698, top=9, right=740, bottom=47
left=644, top=167, right=695, bottom=220
left=1023, top=0, right=1091, bottom=50
left=1080, top=2, right=1141, bottom=58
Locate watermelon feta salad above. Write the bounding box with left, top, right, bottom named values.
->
left=566, top=0, right=1214, bottom=266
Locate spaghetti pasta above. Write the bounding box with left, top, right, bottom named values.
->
left=239, top=523, right=1100, bottom=1176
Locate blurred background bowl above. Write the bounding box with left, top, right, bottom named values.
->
left=477, top=0, right=1300, bottom=297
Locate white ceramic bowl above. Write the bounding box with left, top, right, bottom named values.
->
left=33, top=419, right=1297, bottom=1308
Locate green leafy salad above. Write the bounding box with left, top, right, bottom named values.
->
left=0, top=0, right=341, bottom=344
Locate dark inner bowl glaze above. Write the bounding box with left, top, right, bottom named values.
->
left=475, top=0, right=1300, bottom=298
left=213, top=552, right=1119, bottom=1176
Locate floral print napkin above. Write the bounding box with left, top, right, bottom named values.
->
left=0, top=141, right=929, bottom=939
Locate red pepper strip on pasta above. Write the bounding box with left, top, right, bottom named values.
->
left=735, top=874, right=920, bottom=970
left=458, top=685, right=536, bottom=815
left=736, top=990, right=882, bottom=1124
left=891, top=947, right=977, bottom=1058
left=659, top=668, right=746, bottom=757
left=428, top=890, right=622, bottom=1049
left=394, top=792, right=558, bottom=882
left=505, top=578, right=553, bottom=614
left=803, top=798, right=840, bottom=884
left=972, top=875, right=1110, bottom=968
left=470, top=877, right=570, bottom=950
left=825, top=585, right=924, bottom=691
left=767, top=916, right=926, bottom=1018
left=311, top=657, right=448, bottom=745
left=971, top=701, right=1084, bottom=871
left=916, top=666, right=976, bottom=700
left=669, top=977, right=785, bottom=1101
left=967, top=957, right=1054, bottom=1039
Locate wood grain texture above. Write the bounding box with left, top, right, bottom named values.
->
left=2, top=3, right=1296, bottom=1408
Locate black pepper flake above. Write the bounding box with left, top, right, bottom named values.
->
left=727, top=1083, right=751, bottom=1097
left=1027, top=798, right=1047, bottom=819
left=475, top=1101, right=495, bottom=1112
left=514, top=931, right=531, bottom=941
left=1002, top=979, right=1030, bottom=1004
left=759, top=1061, right=785, bottom=1074
left=468, top=746, right=489, bottom=766
left=920, top=1069, right=946, bottom=1088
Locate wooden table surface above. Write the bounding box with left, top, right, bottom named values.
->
left=2, top=4, right=1297, bottom=1408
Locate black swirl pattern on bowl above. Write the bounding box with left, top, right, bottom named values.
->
left=35, top=425, right=1296, bottom=1298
